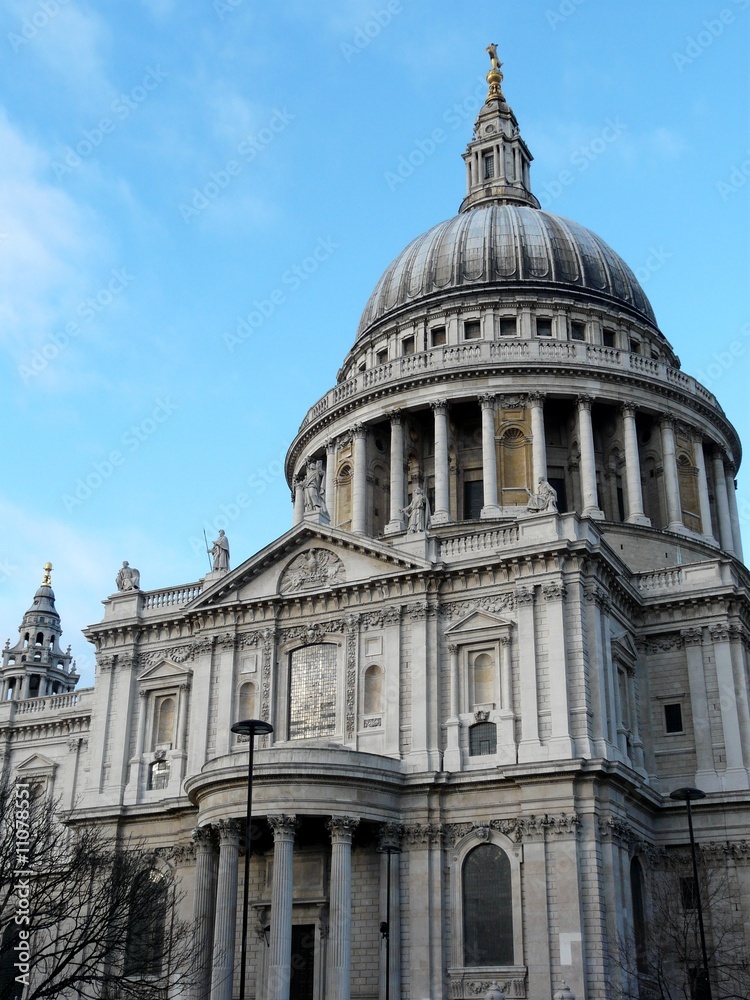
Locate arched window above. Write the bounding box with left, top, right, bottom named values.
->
left=153, top=697, right=176, bottom=748
left=124, top=871, right=168, bottom=978
left=363, top=664, right=383, bottom=715
left=470, top=651, right=495, bottom=706
left=238, top=681, right=256, bottom=720
left=630, top=857, right=648, bottom=973
left=469, top=721, right=497, bottom=757
left=289, top=644, right=337, bottom=740
left=35, top=632, right=43, bottom=647
left=463, top=844, right=513, bottom=966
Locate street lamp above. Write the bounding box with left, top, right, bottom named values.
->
left=669, top=786, right=711, bottom=1000
left=377, top=841, right=402, bottom=1000
left=231, top=718, right=273, bottom=1000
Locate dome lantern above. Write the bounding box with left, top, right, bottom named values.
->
left=459, top=45, right=540, bottom=213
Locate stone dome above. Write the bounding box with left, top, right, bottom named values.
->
left=356, top=204, right=656, bottom=342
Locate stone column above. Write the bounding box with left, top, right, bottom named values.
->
left=326, top=438, right=337, bottom=526
left=431, top=400, right=451, bottom=525
left=443, top=643, right=461, bottom=772
left=266, top=815, right=298, bottom=1000
left=725, top=462, right=744, bottom=561
left=210, top=819, right=243, bottom=1000
left=378, top=824, right=402, bottom=1000
left=692, top=436, right=716, bottom=543
left=543, top=582, right=574, bottom=758
left=192, top=825, right=219, bottom=1000
left=576, top=396, right=602, bottom=519
left=710, top=625, right=748, bottom=789
left=659, top=417, right=683, bottom=532
left=352, top=423, right=368, bottom=535
left=681, top=628, right=718, bottom=790
left=293, top=477, right=304, bottom=525
left=327, top=816, right=359, bottom=1000
left=529, top=392, right=547, bottom=487
left=385, top=410, right=406, bottom=534
left=479, top=394, right=501, bottom=518
left=712, top=451, right=735, bottom=553
left=621, top=405, right=649, bottom=525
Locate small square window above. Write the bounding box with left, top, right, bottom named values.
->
left=376, top=349, right=388, bottom=365
left=483, top=154, right=495, bottom=180
left=148, top=760, right=170, bottom=791
left=536, top=318, right=552, bottom=338
left=629, top=338, right=640, bottom=354
left=603, top=328, right=616, bottom=348
left=499, top=318, right=517, bottom=337
left=464, top=321, right=481, bottom=341
left=430, top=326, right=446, bottom=347
left=402, top=336, right=415, bottom=355
left=570, top=321, right=586, bottom=341
left=664, top=703, right=683, bottom=734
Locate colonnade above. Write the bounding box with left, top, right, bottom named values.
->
left=292, top=393, right=743, bottom=559
left=192, top=815, right=398, bottom=1000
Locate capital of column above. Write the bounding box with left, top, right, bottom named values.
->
left=576, top=395, right=594, bottom=411
left=447, top=643, right=459, bottom=655
left=328, top=815, right=359, bottom=843
left=268, top=814, right=298, bottom=842
left=659, top=415, right=675, bottom=431
left=478, top=393, right=496, bottom=410
left=620, top=403, right=637, bottom=419
left=216, top=818, right=243, bottom=846
left=193, top=824, right=219, bottom=854
left=680, top=627, right=703, bottom=648
left=352, top=422, right=366, bottom=440
left=377, top=822, right=403, bottom=853
left=385, top=408, right=403, bottom=425
left=528, top=391, right=546, bottom=405
left=430, top=398, right=448, bottom=413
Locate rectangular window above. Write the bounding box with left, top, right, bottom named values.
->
left=401, top=336, right=415, bottom=355
left=463, top=480, right=484, bottom=520
left=680, top=876, right=697, bottom=910
left=483, top=154, right=495, bottom=179
left=629, top=338, right=640, bottom=354
left=603, top=328, right=617, bottom=347
left=664, top=702, right=683, bottom=734
left=430, top=325, right=446, bottom=346
left=536, top=318, right=553, bottom=338
left=148, top=760, right=170, bottom=790
left=570, top=321, right=586, bottom=341
left=289, top=645, right=337, bottom=740
left=376, top=349, right=388, bottom=365
left=499, top=318, right=517, bottom=337
left=464, top=320, right=481, bottom=341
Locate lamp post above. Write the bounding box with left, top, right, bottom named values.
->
left=377, top=841, right=402, bottom=1000
left=231, top=718, right=273, bottom=1000
left=669, top=786, right=711, bottom=1000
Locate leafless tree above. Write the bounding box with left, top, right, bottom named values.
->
left=0, top=778, right=195, bottom=1000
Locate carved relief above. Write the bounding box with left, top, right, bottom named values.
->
left=279, top=549, right=345, bottom=595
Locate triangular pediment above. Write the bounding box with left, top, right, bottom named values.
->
left=188, top=523, right=433, bottom=610
left=138, top=659, right=192, bottom=683
left=611, top=630, right=638, bottom=663
left=445, top=609, right=513, bottom=635
left=16, top=753, right=57, bottom=774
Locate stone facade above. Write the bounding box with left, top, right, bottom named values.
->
left=1, top=53, right=749, bottom=1000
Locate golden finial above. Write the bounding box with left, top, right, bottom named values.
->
left=41, top=562, right=53, bottom=586
left=485, top=43, right=504, bottom=101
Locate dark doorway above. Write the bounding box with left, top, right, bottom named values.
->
left=290, top=924, right=315, bottom=1000
left=463, top=480, right=484, bottom=520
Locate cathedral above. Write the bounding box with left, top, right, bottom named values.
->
left=1, top=48, right=749, bottom=1000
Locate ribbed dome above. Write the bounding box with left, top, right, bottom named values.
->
left=356, top=205, right=656, bottom=341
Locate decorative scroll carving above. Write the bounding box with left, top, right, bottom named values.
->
left=542, top=582, right=566, bottom=602
left=709, top=623, right=730, bottom=643
left=345, top=622, right=358, bottom=740
left=260, top=629, right=275, bottom=736
left=377, top=823, right=403, bottom=852
left=279, top=549, right=345, bottom=595
left=192, top=825, right=219, bottom=853
left=680, top=627, right=703, bottom=647
left=440, top=594, right=516, bottom=619
left=268, top=814, right=299, bottom=838
left=514, top=587, right=534, bottom=607
left=402, top=823, right=444, bottom=846
left=327, top=816, right=359, bottom=841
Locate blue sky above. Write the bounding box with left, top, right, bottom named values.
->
left=0, top=0, right=748, bottom=685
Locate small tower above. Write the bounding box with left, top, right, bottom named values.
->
left=459, top=44, right=540, bottom=213
left=1, top=563, right=78, bottom=701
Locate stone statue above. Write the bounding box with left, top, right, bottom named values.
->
left=401, top=485, right=431, bottom=533
left=303, top=458, right=328, bottom=515
left=116, top=561, right=140, bottom=592
left=526, top=478, right=558, bottom=513
left=486, top=43, right=500, bottom=71
left=209, top=530, right=230, bottom=572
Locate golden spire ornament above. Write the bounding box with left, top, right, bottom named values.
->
left=485, top=43, right=505, bottom=100
left=41, top=562, right=53, bottom=586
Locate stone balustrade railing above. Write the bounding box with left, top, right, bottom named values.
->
left=142, top=583, right=203, bottom=611
left=5, top=688, right=93, bottom=716
left=299, top=341, right=720, bottom=431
